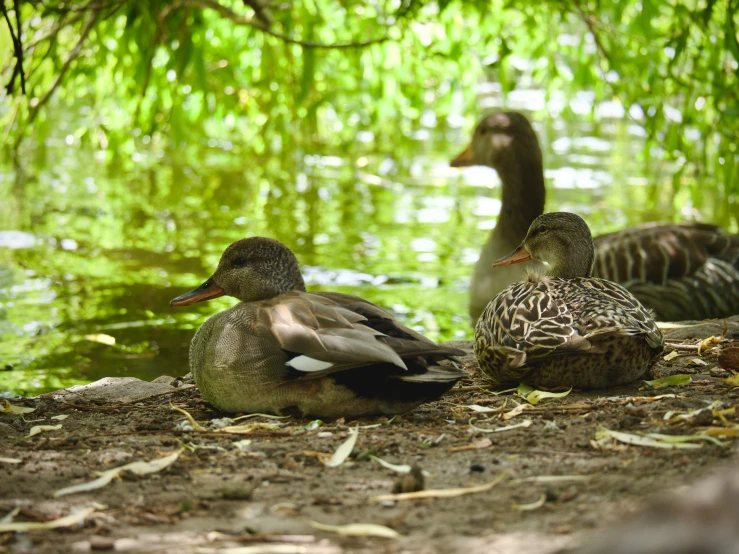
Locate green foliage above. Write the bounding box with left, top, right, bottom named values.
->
left=1, top=0, right=737, bottom=216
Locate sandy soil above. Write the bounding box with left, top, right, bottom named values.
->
left=1, top=319, right=739, bottom=554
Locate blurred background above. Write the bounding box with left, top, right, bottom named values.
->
left=0, top=0, right=737, bottom=396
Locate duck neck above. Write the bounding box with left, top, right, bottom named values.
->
left=493, top=158, right=546, bottom=248
left=544, top=251, right=594, bottom=280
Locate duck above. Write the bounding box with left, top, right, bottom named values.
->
left=452, top=112, right=739, bottom=323
left=474, top=212, right=664, bottom=389
left=170, top=237, right=466, bottom=417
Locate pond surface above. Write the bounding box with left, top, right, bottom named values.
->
left=1, top=90, right=734, bottom=396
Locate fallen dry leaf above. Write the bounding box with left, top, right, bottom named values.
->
left=0, top=457, right=22, bottom=464
left=525, top=388, right=571, bottom=405
left=0, top=508, right=94, bottom=532
left=54, top=450, right=181, bottom=497
left=662, top=350, right=680, bottom=361
left=513, top=493, right=546, bottom=511
left=595, top=427, right=723, bottom=449
left=27, top=424, right=62, bottom=437
left=323, top=427, right=358, bottom=468
left=467, top=404, right=500, bottom=413
left=2, top=400, right=36, bottom=414
left=470, top=418, right=533, bottom=434
left=310, top=520, right=399, bottom=538
left=698, top=336, right=720, bottom=355
left=448, top=438, right=492, bottom=452
left=502, top=403, right=527, bottom=420
left=170, top=402, right=207, bottom=431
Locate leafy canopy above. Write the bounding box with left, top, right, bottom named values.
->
left=0, top=0, right=737, bottom=222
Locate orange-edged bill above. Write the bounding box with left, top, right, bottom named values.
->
left=450, top=143, right=474, bottom=167
left=493, top=246, right=533, bottom=267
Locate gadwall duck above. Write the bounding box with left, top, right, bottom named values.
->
left=170, top=237, right=466, bottom=417
left=474, top=212, right=664, bottom=389
left=453, top=112, right=739, bottom=322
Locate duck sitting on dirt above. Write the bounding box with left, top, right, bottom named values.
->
left=474, top=212, right=664, bottom=389
left=170, top=237, right=465, bottom=417
left=452, top=112, right=739, bottom=323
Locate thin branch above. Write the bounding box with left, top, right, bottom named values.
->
left=1, top=0, right=25, bottom=94
left=242, top=0, right=271, bottom=27
left=571, top=0, right=611, bottom=67
left=13, top=0, right=25, bottom=93
left=28, top=6, right=101, bottom=124
left=161, top=0, right=390, bottom=49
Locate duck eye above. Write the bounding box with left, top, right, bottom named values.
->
left=232, top=256, right=246, bottom=267
left=537, top=225, right=547, bottom=234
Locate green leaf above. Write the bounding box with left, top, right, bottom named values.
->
left=642, top=374, right=692, bottom=389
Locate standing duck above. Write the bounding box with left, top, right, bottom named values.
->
left=474, top=212, right=664, bottom=389
left=170, top=237, right=465, bottom=417
left=452, top=112, right=739, bottom=322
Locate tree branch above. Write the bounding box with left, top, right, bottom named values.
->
left=28, top=6, right=101, bottom=124
left=160, top=0, right=390, bottom=49
left=571, top=0, right=611, bottom=67
left=2, top=0, right=26, bottom=94
left=12, top=0, right=25, bottom=93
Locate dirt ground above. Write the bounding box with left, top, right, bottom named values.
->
left=2, top=318, right=739, bottom=554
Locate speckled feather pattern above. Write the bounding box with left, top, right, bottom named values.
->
left=475, top=273, right=664, bottom=389
left=593, top=222, right=739, bottom=320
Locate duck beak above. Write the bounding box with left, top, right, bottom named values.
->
left=493, top=246, right=533, bottom=267
left=450, top=143, right=474, bottom=167
left=170, top=277, right=225, bottom=307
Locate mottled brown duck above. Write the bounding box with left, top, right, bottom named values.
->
left=452, top=112, right=739, bottom=322
left=170, top=237, right=465, bottom=417
left=474, top=212, right=664, bottom=389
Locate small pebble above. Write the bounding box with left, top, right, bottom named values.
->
left=470, top=463, right=485, bottom=473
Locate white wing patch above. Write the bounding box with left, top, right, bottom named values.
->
left=286, top=355, right=335, bottom=372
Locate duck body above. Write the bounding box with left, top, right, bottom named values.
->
left=456, top=112, right=739, bottom=322
left=475, top=274, right=663, bottom=388
left=474, top=212, right=664, bottom=389
left=593, top=222, right=739, bottom=321
left=172, top=238, right=465, bottom=417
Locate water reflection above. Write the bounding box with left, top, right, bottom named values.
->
left=0, top=101, right=735, bottom=396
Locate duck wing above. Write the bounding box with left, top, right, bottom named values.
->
left=253, top=291, right=464, bottom=381
left=477, top=277, right=590, bottom=367
left=565, top=278, right=664, bottom=350
left=593, top=223, right=739, bottom=320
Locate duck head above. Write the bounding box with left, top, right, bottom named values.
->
left=493, top=212, right=595, bottom=279
left=170, top=237, right=306, bottom=306
left=450, top=112, right=542, bottom=170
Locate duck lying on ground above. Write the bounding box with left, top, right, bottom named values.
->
left=452, top=112, right=739, bottom=322
left=474, top=212, right=664, bottom=389
left=170, top=237, right=465, bottom=417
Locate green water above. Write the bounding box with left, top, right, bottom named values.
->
left=0, top=98, right=734, bottom=396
